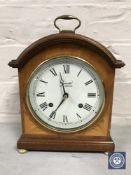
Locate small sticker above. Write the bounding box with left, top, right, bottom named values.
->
left=108, top=152, right=126, bottom=169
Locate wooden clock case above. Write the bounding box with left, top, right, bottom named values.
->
left=8, top=19, right=125, bottom=152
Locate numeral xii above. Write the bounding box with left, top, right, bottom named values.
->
left=63, top=65, right=70, bottom=74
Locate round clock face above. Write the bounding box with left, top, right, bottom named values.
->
left=26, top=56, right=105, bottom=132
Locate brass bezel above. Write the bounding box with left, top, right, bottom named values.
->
left=26, top=55, right=105, bottom=133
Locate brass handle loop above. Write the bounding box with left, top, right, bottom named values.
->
left=54, top=15, right=81, bottom=32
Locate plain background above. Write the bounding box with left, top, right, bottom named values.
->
left=0, top=0, right=131, bottom=175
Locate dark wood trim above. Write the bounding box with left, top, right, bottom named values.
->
left=8, top=32, right=125, bottom=69
left=17, top=134, right=115, bottom=152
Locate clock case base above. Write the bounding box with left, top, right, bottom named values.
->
left=17, top=135, right=115, bottom=152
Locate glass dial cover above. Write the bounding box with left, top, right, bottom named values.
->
left=26, top=56, right=105, bottom=132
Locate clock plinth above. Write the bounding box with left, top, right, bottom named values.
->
left=17, top=134, right=114, bottom=152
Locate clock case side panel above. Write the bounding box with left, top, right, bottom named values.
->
left=8, top=32, right=124, bottom=152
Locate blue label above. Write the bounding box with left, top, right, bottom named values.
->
left=108, top=152, right=126, bottom=169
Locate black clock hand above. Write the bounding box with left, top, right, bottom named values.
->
left=60, top=73, right=66, bottom=95
left=49, top=73, right=69, bottom=120
left=55, top=95, right=66, bottom=111
left=49, top=94, right=68, bottom=119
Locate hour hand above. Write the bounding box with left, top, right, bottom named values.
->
left=60, top=72, right=64, bottom=82
left=60, top=73, right=66, bottom=94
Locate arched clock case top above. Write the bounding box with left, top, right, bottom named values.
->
left=8, top=15, right=125, bottom=152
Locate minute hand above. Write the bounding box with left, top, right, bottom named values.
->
left=55, top=96, right=65, bottom=112
left=49, top=95, right=67, bottom=119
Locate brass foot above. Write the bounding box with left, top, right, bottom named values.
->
left=104, top=152, right=109, bottom=156
left=18, top=149, right=28, bottom=154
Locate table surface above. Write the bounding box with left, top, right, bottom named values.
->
left=0, top=123, right=130, bottom=175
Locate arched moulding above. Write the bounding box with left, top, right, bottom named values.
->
left=8, top=32, right=125, bottom=69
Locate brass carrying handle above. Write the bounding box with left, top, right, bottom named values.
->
left=54, top=15, right=81, bottom=32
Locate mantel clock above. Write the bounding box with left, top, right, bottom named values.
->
left=8, top=15, right=125, bottom=153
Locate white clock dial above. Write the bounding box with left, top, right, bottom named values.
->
left=26, top=56, right=105, bottom=132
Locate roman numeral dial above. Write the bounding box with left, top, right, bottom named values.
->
left=28, top=56, right=105, bottom=132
